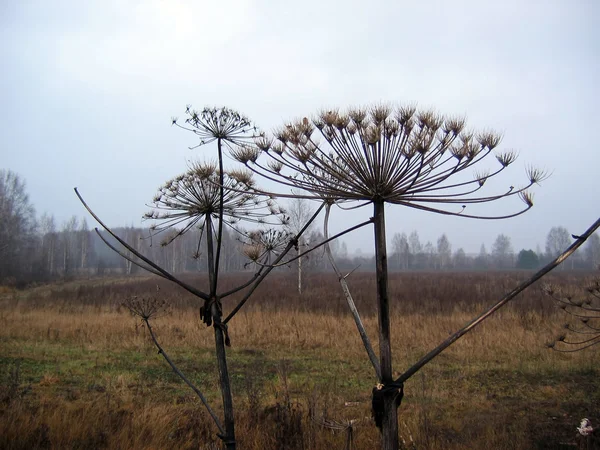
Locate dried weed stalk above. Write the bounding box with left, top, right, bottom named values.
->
left=76, top=106, right=321, bottom=449
left=231, top=104, right=597, bottom=450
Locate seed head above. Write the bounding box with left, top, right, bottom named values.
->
left=519, top=191, right=534, bottom=207
left=144, top=162, right=285, bottom=246
left=526, top=166, right=549, bottom=184
left=230, top=145, right=260, bottom=164
left=243, top=244, right=262, bottom=262
left=175, top=106, right=259, bottom=148
left=496, top=150, right=518, bottom=167
left=243, top=229, right=291, bottom=263
left=124, top=293, right=170, bottom=321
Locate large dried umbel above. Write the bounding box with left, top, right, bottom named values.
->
left=144, top=162, right=287, bottom=247
left=232, top=104, right=547, bottom=217
left=544, top=278, right=600, bottom=352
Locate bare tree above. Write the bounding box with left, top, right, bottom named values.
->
left=78, top=218, right=91, bottom=272
left=492, top=233, right=514, bottom=269
left=475, top=243, right=489, bottom=269
left=546, top=226, right=571, bottom=258
left=408, top=230, right=422, bottom=268
left=424, top=241, right=435, bottom=269
left=436, top=234, right=452, bottom=270
left=120, top=227, right=143, bottom=275
left=546, top=226, right=572, bottom=269
left=391, top=232, right=409, bottom=270
left=60, top=216, right=78, bottom=276
left=285, top=197, right=315, bottom=294
left=39, top=213, right=57, bottom=276
left=233, top=104, right=548, bottom=449
left=585, top=233, right=600, bottom=269
left=0, top=170, right=36, bottom=282
left=453, top=247, right=468, bottom=269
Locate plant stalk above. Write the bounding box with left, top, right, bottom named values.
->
left=373, top=200, right=399, bottom=450
left=144, top=318, right=225, bottom=435
left=206, top=216, right=236, bottom=449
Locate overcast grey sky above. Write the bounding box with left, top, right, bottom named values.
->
left=1, top=0, right=598, bottom=255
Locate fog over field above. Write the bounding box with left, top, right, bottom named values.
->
left=1, top=0, right=598, bottom=253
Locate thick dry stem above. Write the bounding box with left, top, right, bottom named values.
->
left=212, top=302, right=236, bottom=449
left=373, top=200, right=399, bottom=450
left=206, top=216, right=216, bottom=294
left=206, top=216, right=236, bottom=449
left=298, top=246, right=302, bottom=294
left=213, top=139, right=225, bottom=295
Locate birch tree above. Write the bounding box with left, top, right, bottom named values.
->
left=285, top=197, right=314, bottom=294
left=0, top=170, right=36, bottom=282
left=436, top=234, right=452, bottom=270
left=391, top=232, right=409, bottom=270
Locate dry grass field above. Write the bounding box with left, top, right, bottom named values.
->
left=0, top=272, right=598, bottom=449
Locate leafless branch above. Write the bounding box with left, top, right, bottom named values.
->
left=143, top=318, right=225, bottom=435
left=94, top=229, right=164, bottom=278
left=75, top=188, right=210, bottom=301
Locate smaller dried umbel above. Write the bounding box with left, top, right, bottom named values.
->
left=174, top=106, right=259, bottom=148
left=144, top=162, right=287, bottom=247
left=124, top=293, right=170, bottom=321
left=242, top=229, right=292, bottom=265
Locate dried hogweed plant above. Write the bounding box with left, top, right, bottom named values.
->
left=544, top=277, right=600, bottom=351
left=76, top=106, right=322, bottom=450
left=228, top=104, right=547, bottom=449
left=229, top=104, right=600, bottom=450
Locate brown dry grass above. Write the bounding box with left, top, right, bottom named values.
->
left=0, top=272, right=599, bottom=449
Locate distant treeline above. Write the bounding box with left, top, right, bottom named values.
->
left=2, top=213, right=599, bottom=287
left=1, top=169, right=599, bottom=286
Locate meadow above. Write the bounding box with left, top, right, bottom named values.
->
left=0, top=271, right=598, bottom=449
